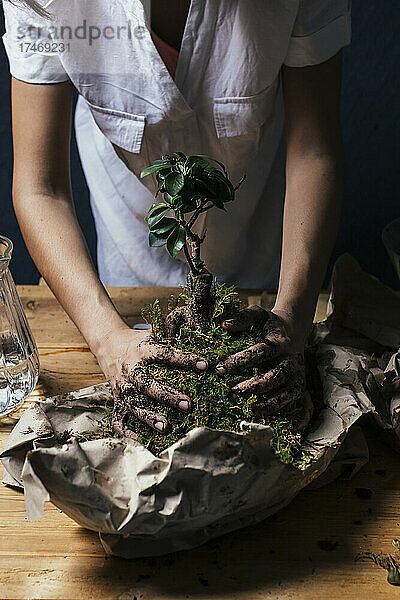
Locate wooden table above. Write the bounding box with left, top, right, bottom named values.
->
left=0, top=286, right=399, bottom=600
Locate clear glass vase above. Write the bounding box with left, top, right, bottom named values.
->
left=0, top=236, right=39, bottom=417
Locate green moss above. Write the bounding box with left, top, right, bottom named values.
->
left=67, top=284, right=310, bottom=467
left=128, top=325, right=260, bottom=455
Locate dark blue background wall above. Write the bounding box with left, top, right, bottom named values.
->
left=0, top=1, right=399, bottom=287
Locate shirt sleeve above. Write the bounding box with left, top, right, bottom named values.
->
left=2, top=1, right=69, bottom=83
left=284, top=0, right=352, bottom=67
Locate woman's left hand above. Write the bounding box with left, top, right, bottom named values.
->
left=216, top=305, right=308, bottom=415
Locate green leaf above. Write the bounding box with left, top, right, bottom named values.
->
left=140, top=161, right=175, bottom=178
left=170, top=194, right=184, bottom=207
left=195, top=154, right=228, bottom=176
left=187, top=156, right=212, bottom=170
left=149, top=231, right=168, bottom=247
left=172, top=152, right=187, bottom=161
left=147, top=206, right=171, bottom=229
left=150, top=217, right=177, bottom=235
left=146, top=203, right=169, bottom=218
left=141, top=165, right=164, bottom=178
left=195, top=176, right=218, bottom=197
left=163, top=192, right=174, bottom=204
left=145, top=202, right=168, bottom=220
left=165, top=172, right=185, bottom=196
left=166, top=224, right=186, bottom=258
left=217, top=179, right=235, bottom=203
left=207, top=170, right=228, bottom=183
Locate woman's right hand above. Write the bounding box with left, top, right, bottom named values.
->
left=94, top=325, right=208, bottom=440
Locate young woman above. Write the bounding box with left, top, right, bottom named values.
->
left=2, top=0, right=350, bottom=435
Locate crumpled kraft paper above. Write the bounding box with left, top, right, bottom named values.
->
left=1, top=254, right=400, bottom=558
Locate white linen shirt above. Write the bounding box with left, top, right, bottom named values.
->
left=2, top=0, right=351, bottom=286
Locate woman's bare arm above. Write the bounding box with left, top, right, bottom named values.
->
left=274, top=51, right=345, bottom=344
left=11, top=77, right=126, bottom=350
left=217, top=53, right=344, bottom=421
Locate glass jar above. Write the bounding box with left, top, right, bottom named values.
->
left=0, top=236, right=39, bottom=417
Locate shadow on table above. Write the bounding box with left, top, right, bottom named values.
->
left=80, top=427, right=399, bottom=597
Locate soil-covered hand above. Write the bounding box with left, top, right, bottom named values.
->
left=96, top=327, right=208, bottom=440
left=217, top=306, right=307, bottom=415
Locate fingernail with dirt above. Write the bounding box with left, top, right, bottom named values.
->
left=223, top=320, right=234, bottom=327
left=196, top=360, right=207, bottom=371
left=155, top=421, right=166, bottom=432
left=216, top=365, right=226, bottom=375
left=179, top=400, right=190, bottom=411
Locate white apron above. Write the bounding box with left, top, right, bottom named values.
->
left=2, top=0, right=351, bottom=286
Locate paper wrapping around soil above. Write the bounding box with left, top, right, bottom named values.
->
left=1, top=255, right=400, bottom=558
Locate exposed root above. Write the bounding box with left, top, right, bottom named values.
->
left=356, top=542, right=400, bottom=586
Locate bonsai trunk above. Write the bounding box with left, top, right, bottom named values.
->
left=187, top=271, right=214, bottom=332
left=183, top=223, right=214, bottom=331
left=165, top=224, right=214, bottom=337
left=165, top=271, right=214, bottom=337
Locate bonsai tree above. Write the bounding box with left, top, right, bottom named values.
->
left=141, top=152, right=244, bottom=334
left=105, top=152, right=311, bottom=465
